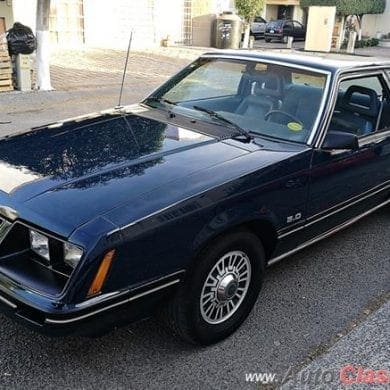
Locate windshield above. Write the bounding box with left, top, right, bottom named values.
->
left=267, top=21, right=283, bottom=28
left=144, top=58, right=329, bottom=143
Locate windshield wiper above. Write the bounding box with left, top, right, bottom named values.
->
left=145, top=96, right=177, bottom=107
left=192, top=105, right=253, bottom=142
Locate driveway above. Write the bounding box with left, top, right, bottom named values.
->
left=0, top=47, right=389, bottom=390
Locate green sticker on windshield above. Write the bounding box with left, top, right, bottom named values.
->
left=287, top=122, right=303, bottom=132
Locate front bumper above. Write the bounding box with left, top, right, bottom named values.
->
left=0, top=271, right=183, bottom=337
left=264, top=33, right=283, bottom=40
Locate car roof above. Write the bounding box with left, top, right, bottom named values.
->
left=201, top=49, right=390, bottom=73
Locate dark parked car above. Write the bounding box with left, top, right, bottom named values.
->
left=0, top=51, right=389, bottom=345
left=265, top=19, right=306, bottom=42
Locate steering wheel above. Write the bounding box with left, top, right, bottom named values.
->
left=264, top=110, right=304, bottom=127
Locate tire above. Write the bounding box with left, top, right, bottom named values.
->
left=162, top=230, right=265, bottom=345
left=265, top=37, right=271, bottom=43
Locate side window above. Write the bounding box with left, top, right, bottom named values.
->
left=293, top=21, right=302, bottom=29
left=254, top=17, right=266, bottom=23
left=329, top=74, right=390, bottom=137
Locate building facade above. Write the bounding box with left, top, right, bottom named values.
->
left=1, top=0, right=234, bottom=49
left=0, top=1, right=14, bottom=36
left=261, top=0, right=307, bottom=24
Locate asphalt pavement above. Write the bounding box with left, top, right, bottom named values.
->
left=282, top=302, right=390, bottom=389
left=0, top=209, right=388, bottom=389
left=0, top=47, right=389, bottom=390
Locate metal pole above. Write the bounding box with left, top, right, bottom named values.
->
left=116, top=29, right=133, bottom=109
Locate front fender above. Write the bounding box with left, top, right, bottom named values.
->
left=192, top=202, right=279, bottom=255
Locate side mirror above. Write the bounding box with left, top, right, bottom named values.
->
left=322, top=131, right=359, bottom=151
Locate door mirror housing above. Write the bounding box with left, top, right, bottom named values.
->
left=322, top=131, right=359, bottom=151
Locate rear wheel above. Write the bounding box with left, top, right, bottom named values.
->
left=163, top=230, right=265, bottom=345
left=265, top=37, right=271, bottom=43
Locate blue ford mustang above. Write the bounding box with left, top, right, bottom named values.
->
left=0, top=51, right=389, bottom=344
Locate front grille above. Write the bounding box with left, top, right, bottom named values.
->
left=0, top=222, right=71, bottom=296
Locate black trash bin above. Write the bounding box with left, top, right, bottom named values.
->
left=213, top=12, right=242, bottom=49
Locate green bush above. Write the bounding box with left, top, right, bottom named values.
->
left=341, top=37, right=379, bottom=49
left=355, top=37, right=379, bottom=47
left=300, top=0, right=386, bottom=15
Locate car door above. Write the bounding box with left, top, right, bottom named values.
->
left=306, top=71, right=390, bottom=238
left=283, top=21, right=293, bottom=38
left=293, top=21, right=305, bottom=39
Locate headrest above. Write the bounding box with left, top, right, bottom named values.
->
left=252, top=72, right=283, bottom=98
left=340, top=85, right=380, bottom=117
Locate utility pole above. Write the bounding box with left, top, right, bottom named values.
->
left=36, top=0, right=53, bottom=90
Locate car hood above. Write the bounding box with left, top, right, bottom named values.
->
left=0, top=107, right=304, bottom=239
left=0, top=108, right=252, bottom=237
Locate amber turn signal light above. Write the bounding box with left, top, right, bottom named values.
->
left=87, top=249, right=116, bottom=297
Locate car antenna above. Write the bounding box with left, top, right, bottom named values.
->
left=115, top=29, right=133, bottom=110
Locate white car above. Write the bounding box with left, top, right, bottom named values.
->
left=251, top=16, right=267, bottom=38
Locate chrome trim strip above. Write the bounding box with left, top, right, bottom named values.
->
left=0, top=294, right=17, bottom=309
left=0, top=206, right=19, bottom=221
left=315, top=69, right=390, bottom=148
left=269, top=198, right=390, bottom=266
left=75, top=269, right=186, bottom=308
left=107, top=196, right=191, bottom=235
left=45, top=278, right=181, bottom=325
left=200, top=53, right=333, bottom=76
left=278, top=180, right=390, bottom=239
left=307, top=71, right=332, bottom=145
left=108, top=148, right=310, bottom=237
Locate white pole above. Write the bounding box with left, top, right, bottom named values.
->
left=347, top=31, right=357, bottom=54
left=36, top=0, right=53, bottom=90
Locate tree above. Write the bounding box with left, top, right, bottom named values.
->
left=235, top=0, right=264, bottom=48
left=300, top=0, right=386, bottom=40
left=36, top=0, right=53, bottom=90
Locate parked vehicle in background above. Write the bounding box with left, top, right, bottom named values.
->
left=265, top=19, right=306, bottom=42
left=250, top=16, right=267, bottom=39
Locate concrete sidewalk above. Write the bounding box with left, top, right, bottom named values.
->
left=49, top=46, right=208, bottom=91
left=281, top=300, right=389, bottom=389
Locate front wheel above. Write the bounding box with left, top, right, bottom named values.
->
left=162, top=230, right=265, bottom=345
left=265, top=37, right=271, bottom=43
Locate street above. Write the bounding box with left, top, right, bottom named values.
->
left=0, top=210, right=388, bottom=389
left=0, top=47, right=389, bottom=389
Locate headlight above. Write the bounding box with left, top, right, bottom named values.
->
left=29, top=230, right=50, bottom=262
left=64, top=242, right=83, bottom=269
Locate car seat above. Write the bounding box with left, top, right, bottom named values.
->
left=331, top=85, right=381, bottom=136
left=235, top=73, right=283, bottom=119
